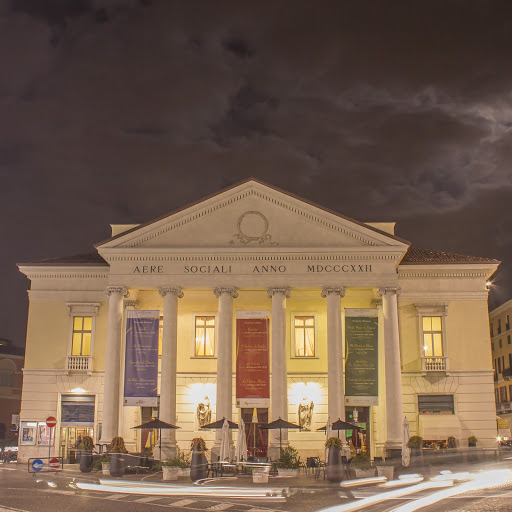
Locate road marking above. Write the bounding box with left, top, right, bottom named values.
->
left=0, top=507, right=30, bottom=512
left=104, top=493, right=130, bottom=500
left=168, top=499, right=196, bottom=507
left=134, top=496, right=164, bottom=503
left=206, top=504, right=234, bottom=511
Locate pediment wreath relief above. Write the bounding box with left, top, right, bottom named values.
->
left=230, top=211, right=278, bottom=246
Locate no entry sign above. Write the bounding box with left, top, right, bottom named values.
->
left=49, top=458, right=60, bottom=470
left=46, top=416, right=57, bottom=428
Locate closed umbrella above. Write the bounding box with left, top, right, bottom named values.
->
left=235, top=418, right=248, bottom=462
left=402, top=417, right=411, bottom=467
left=219, top=419, right=230, bottom=461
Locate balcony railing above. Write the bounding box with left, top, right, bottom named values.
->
left=67, top=355, right=92, bottom=372
left=503, top=368, right=512, bottom=380
left=422, top=356, right=447, bottom=372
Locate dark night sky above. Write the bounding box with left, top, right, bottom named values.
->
left=2, top=0, right=512, bottom=348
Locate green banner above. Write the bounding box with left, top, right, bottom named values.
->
left=345, top=316, right=378, bottom=399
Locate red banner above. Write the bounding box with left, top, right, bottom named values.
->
left=236, top=318, right=270, bottom=399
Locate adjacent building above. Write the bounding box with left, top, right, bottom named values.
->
left=17, top=179, right=499, bottom=462
left=490, top=300, right=512, bottom=439
left=0, top=338, right=24, bottom=447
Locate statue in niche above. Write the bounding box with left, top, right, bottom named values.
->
left=298, top=397, right=314, bottom=430
left=197, top=396, right=212, bottom=427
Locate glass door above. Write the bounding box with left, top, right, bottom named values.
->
left=241, top=408, right=268, bottom=459
left=59, top=427, right=94, bottom=463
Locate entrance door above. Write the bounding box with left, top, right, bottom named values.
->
left=241, top=408, right=268, bottom=459
left=59, top=427, right=94, bottom=463
left=345, top=407, right=370, bottom=456
left=140, top=406, right=159, bottom=454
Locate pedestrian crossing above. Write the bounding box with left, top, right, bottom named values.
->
left=80, top=491, right=282, bottom=511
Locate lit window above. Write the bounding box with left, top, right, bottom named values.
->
left=422, top=316, right=443, bottom=357
left=72, top=317, right=92, bottom=356
left=195, top=316, right=215, bottom=356
left=294, top=316, right=315, bottom=357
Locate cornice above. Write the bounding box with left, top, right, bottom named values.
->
left=21, top=271, right=109, bottom=280
left=399, top=292, right=489, bottom=301
left=399, top=270, right=490, bottom=278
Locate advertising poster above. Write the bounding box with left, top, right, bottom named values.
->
left=345, top=313, right=379, bottom=405
left=124, top=310, right=159, bottom=406
left=236, top=311, right=270, bottom=405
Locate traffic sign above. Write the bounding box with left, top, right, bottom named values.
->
left=32, top=459, right=43, bottom=472
left=46, top=417, right=57, bottom=428
left=49, top=458, right=60, bottom=470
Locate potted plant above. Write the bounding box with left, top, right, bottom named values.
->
left=78, top=435, right=95, bottom=473
left=447, top=436, right=457, bottom=449
left=277, top=445, right=300, bottom=477
left=468, top=435, right=477, bottom=447
left=325, top=436, right=344, bottom=482
left=350, top=453, right=376, bottom=478
left=161, top=453, right=191, bottom=481
left=407, top=435, right=423, bottom=466
left=108, top=436, right=127, bottom=477
left=190, top=437, right=208, bottom=481
left=92, top=455, right=111, bottom=474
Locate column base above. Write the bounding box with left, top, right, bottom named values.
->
left=156, top=444, right=178, bottom=461
left=385, top=440, right=403, bottom=461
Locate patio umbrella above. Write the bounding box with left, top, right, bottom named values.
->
left=402, top=417, right=411, bottom=467
left=317, top=419, right=361, bottom=438
left=261, top=417, right=301, bottom=454
left=132, top=418, right=180, bottom=458
left=235, top=418, right=248, bottom=462
left=200, top=417, right=239, bottom=430
left=219, top=419, right=230, bottom=461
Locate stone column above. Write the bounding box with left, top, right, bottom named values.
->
left=213, top=287, right=238, bottom=451
left=158, top=286, right=183, bottom=459
left=378, top=286, right=403, bottom=456
left=321, top=287, right=346, bottom=425
left=267, top=286, right=291, bottom=459
left=100, top=286, right=128, bottom=445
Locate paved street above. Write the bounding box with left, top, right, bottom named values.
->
left=2, top=458, right=512, bottom=512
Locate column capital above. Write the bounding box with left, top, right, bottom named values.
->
left=378, top=286, right=401, bottom=296
left=124, top=299, right=139, bottom=309
left=159, top=286, right=184, bottom=298
left=266, top=286, right=291, bottom=298
left=213, top=287, right=238, bottom=298
left=321, top=286, right=346, bottom=298
left=105, top=286, right=129, bottom=297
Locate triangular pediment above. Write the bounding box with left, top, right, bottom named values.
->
left=96, top=180, right=409, bottom=252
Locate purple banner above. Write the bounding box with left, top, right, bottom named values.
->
left=124, top=310, right=159, bottom=406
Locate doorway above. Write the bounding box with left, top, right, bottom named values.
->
left=241, top=408, right=268, bottom=459
left=59, top=427, right=94, bottom=463
left=345, top=407, right=370, bottom=456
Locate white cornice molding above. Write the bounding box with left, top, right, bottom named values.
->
left=19, top=265, right=109, bottom=280
left=399, top=263, right=498, bottom=279
left=28, top=291, right=107, bottom=301
left=399, top=292, right=489, bottom=301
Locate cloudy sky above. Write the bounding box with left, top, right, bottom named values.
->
left=2, top=0, right=511, bottom=348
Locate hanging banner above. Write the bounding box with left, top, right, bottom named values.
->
left=124, top=310, right=159, bottom=406
left=236, top=311, right=270, bottom=408
left=344, top=311, right=379, bottom=406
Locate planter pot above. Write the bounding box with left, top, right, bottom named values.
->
left=79, top=452, right=93, bottom=473
left=376, top=466, right=394, bottom=480
left=277, top=468, right=299, bottom=477
left=101, top=462, right=110, bottom=475
left=180, top=468, right=191, bottom=478
left=252, top=468, right=269, bottom=483
left=162, top=466, right=181, bottom=481
left=354, top=468, right=377, bottom=478
left=109, top=453, right=125, bottom=478
left=190, top=450, right=208, bottom=481
left=326, top=446, right=344, bottom=482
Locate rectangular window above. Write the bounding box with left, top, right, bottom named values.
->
left=500, top=339, right=503, bottom=348
left=418, top=394, right=454, bottom=414
left=496, top=388, right=500, bottom=404
left=498, top=357, right=502, bottom=373
left=498, top=319, right=502, bottom=334
left=509, top=354, right=512, bottom=369
left=509, top=385, right=512, bottom=401
left=194, top=316, right=215, bottom=356
left=492, top=342, right=495, bottom=352
left=294, top=316, right=315, bottom=357
left=501, top=387, right=508, bottom=403
left=71, top=316, right=92, bottom=356
left=491, top=323, right=494, bottom=337
left=507, top=315, right=510, bottom=331
left=508, top=335, right=511, bottom=345
left=0, top=371, right=13, bottom=387
left=422, top=316, right=443, bottom=357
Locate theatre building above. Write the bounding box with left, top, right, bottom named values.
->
left=17, top=179, right=499, bottom=462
